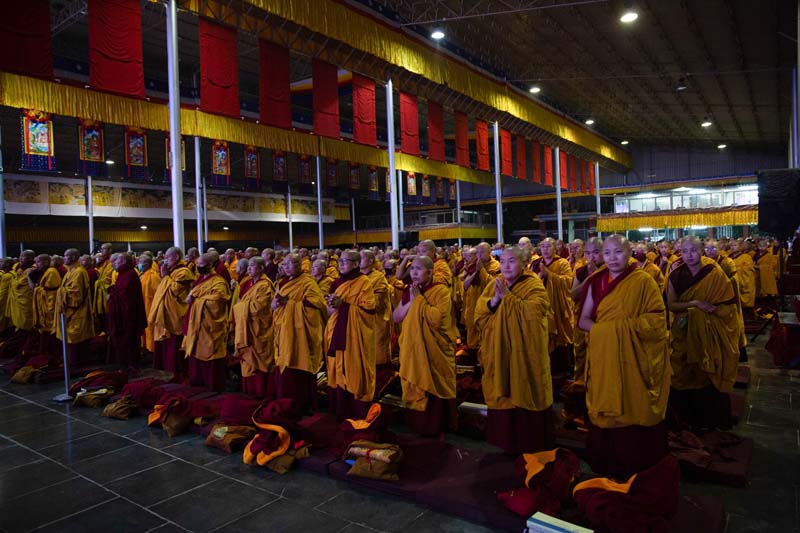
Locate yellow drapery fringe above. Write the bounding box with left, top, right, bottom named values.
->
left=193, top=0, right=629, bottom=167
left=597, top=206, right=758, bottom=232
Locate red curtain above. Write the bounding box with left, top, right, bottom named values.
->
left=543, top=145, right=553, bottom=187
left=475, top=120, right=489, bottom=171
left=199, top=19, right=239, bottom=117
left=500, top=129, right=512, bottom=176
left=400, top=92, right=420, bottom=156
left=515, top=136, right=527, bottom=180
left=352, top=74, right=376, bottom=145
left=427, top=101, right=445, bottom=161
left=589, top=162, right=596, bottom=195
left=569, top=154, right=578, bottom=191
left=0, top=0, right=52, bottom=78
left=259, top=40, right=291, bottom=129
left=455, top=112, right=469, bottom=167
left=531, top=141, right=541, bottom=184
left=559, top=151, right=568, bottom=190
left=88, top=0, right=144, bottom=98
left=313, top=59, right=340, bottom=138
left=580, top=160, right=588, bottom=193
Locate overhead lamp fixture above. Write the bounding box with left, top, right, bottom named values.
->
left=620, top=2, right=638, bottom=23
left=105, top=160, right=114, bottom=165
left=223, top=226, right=230, bottom=231
left=140, top=225, right=147, bottom=230
left=529, top=86, right=541, bottom=94
left=638, top=227, right=654, bottom=232
left=676, top=77, right=688, bottom=91
left=585, top=118, right=595, bottom=125
left=620, top=140, right=629, bottom=145
left=674, top=186, right=691, bottom=192
left=701, top=116, right=713, bottom=128
left=431, top=29, right=445, bottom=40
left=717, top=143, right=727, bottom=149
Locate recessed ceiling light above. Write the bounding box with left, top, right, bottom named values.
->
left=140, top=225, right=147, bottom=230
left=105, top=160, right=114, bottom=165
left=529, top=86, right=541, bottom=94
left=676, top=77, right=688, bottom=91
left=621, top=140, right=629, bottom=145
left=585, top=118, right=595, bottom=125
left=701, top=116, right=713, bottom=128
left=620, top=10, right=638, bottom=23
left=223, top=226, right=230, bottom=231
left=431, top=30, right=445, bottom=40
left=717, top=144, right=727, bottom=149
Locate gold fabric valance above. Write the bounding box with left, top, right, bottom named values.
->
left=597, top=206, right=758, bottom=232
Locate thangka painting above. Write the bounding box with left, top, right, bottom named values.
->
left=407, top=172, right=417, bottom=197
left=244, top=146, right=260, bottom=179
left=124, top=128, right=148, bottom=180
left=326, top=158, right=338, bottom=193
left=349, top=163, right=360, bottom=192
left=421, top=175, right=431, bottom=198
left=20, top=109, right=55, bottom=171
left=78, top=120, right=103, bottom=162
left=212, top=141, right=230, bottom=176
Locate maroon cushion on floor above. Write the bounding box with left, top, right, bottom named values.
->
left=670, top=495, right=726, bottom=533
left=678, top=435, right=753, bottom=487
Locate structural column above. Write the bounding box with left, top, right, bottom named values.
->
left=166, top=0, right=184, bottom=249
left=386, top=80, right=399, bottom=249
left=194, top=137, right=203, bottom=253
left=287, top=187, right=294, bottom=250
left=554, top=146, right=563, bottom=241
left=351, top=197, right=357, bottom=245
left=316, top=156, right=324, bottom=250
left=86, top=175, right=94, bottom=254
left=492, top=122, right=503, bottom=244
left=455, top=180, right=462, bottom=247
left=0, top=127, right=6, bottom=257
left=202, top=176, right=209, bottom=243
left=398, top=170, right=405, bottom=232
left=594, top=161, right=601, bottom=238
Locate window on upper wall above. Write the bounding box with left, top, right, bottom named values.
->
left=614, top=198, right=629, bottom=213
left=655, top=196, right=671, bottom=211
left=629, top=198, right=643, bottom=212
left=711, top=193, right=723, bottom=206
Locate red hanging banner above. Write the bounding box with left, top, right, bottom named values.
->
left=259, top=40, right=291, bottom=129
left=589, top=163, right=596, bottom=195
left=199, top=19, right=239, bottom=117
left=427, top=101, right=445, bottom=162
left=399, top=92, right=420, bottom=156
left=454, top=112, right=469, bottom=167
left=580, top=160, right=588, bottom=193
left=542, top=145, right=553, bottom=187
left=352, top=74, right=376, bottom=145
left=500, top=129, right=512, bottom=176
left=559, top=150, right=568, bottom=190
left=569, top=154, right=578, bottom=191
left=531, top=141, right=541, bottom=184
left=88, top=0, right=144, bottom=98
left=515, top=136, right=527, bottom=180
left=312, top=59, right=340, bottom=138
left=475, top=120, right=489, bottom=171
left=0, top=0, right=52, bottom=79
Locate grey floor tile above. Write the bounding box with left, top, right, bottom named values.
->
left=0, top=459, right=76, bottom=501
left=0, top=445, right=44, bottom=474
left=162, top=437, right=230, bottom=466
left=127, top=427, right=198, bottom=449
left=10, top=419, right=104, bottom=448
left=150, top=477, right=277, bottom=533
left=40, top=431, right=132, bottom=465
left=1, top=410, right=71, bottom=436
left=337, top=524, right=377, bottom=533
left=0, top=402, right=50, bottom=423
left=0, top=476, right=114, bottom=533
left=407, top=512, right=503, bottom=532
left=147, top=524, right=189, bottom=533
left=72, top=443, right=173, bottom=484
left=35, top=497, right=166, bottom=533
left=316, top=489, right=426, bottom=532
left=106, top=459, right=220, bottom=507
left=216, top=498, right=348, bottom=533
left=0, top=392, right=29, bottom=409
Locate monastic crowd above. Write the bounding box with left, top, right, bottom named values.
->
left=0, top=232, right=784, bottom=478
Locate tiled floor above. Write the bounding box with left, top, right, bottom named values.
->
left=0, top=333, right=798, bottom=533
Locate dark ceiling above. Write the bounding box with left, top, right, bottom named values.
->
left=47, top=0, right=796, bottom=157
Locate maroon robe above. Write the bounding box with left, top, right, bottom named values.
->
left=107, top=265, right=147, bottom=370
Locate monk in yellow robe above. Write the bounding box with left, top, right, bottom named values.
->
left=462, top=243, right=500, bottom=349
left=183, top=252, right=231, bottom=392
left=729, top=239, right=756, bottom=318
left=138, top=254, right=161, bottom=353
left=149, top=247, right=195, bottom=379
left=55, top=249, right=96, bottom=367
left=578, top=235, right=670, bottom=478
left=754, top=239, right=778, bottom=298
left=705, top=240, right=747, bottom=359
left=272, top=253, right=326, bottom=414
left=397, top=240, right=452, bottom=288
left=475, top=247, right=554, bottom=453
left=0, top=259, right=14, bottom=334
left=299, top=248, right=312, bottom=274
left=233, top=257, right=275, bottom=399
left=6, top=250, right=37, bottom=357
left=324, top=250, right=376, bottom=419
left=224, top=249, right=239, bottom=282
left=32, top=254, right=61, bottom=360
left=668, top=236, right=741, bottom=431
left=568, top=239, right=587, bottom=272
left=534, top=238, right=574, bottom=374
left=632, top=243, right=665, bottom=292
left=654, top=240, right=678, bottom=276
left=570, top=237, right=604, bottom=384
left=361, top=250, right=392, bottom=366
left=185, top=247, right=199, bottom=276
left=92, top=243, right=113, bottom=333
left=312, top=259, right=334, bottom=296
left=393, top=256, right=458, bottom=437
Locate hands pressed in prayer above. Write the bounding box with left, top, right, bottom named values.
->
left=490, top=277, right=507, bottom=307
left=271, top=294, right=287, bottom=310
left=160, top=263, right=169, bottom=277
left=538, top=264, right=548, bottom=280
left=694, top=300, right=717, bottom=314
left=326, top=294, right=343, bottom=308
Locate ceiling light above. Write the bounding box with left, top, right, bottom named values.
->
left=529, top=86, right=541, bottom=94
left=431, top=30, right=445, bottom=40
left=105, top=160, right=114, bottom=165
left=701, top=116, right=712, bottom=128
left=223, top=226, right=230, bottom=231
left=585, top=118, right=595, bottom=125
left=676, top=77, right=688, bottom=91
left=140, top=225, right=147, bottom=230
left=638, top=227, right=653, bottom=232
left=674, top=187, right=691, bottom=192
left=620, top=140, right=629, bottom=145
left=620, top=2, right=638, bottom=24
left=717, top=144, right=727, bottom=149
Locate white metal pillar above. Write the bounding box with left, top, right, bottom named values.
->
left=86, top=175, right=94, bottom=253
left=166, top=0, right=184, bottom=249
left=287, top=187, right=294, bottom=250
left=351, top=197, right=357, bottom=245
left=194, top=137, right=203, bottom=253
left=316, top=156, right=324, bottom=250
left=493, top=122, right=503, bottom=244
left=455, top=180, right=462, bottom=247
left=0, top=127, right=5, bottom=257
left=397, top=170, right=405, bottom=232
left=202, top=176, right=209, bottom=243
left=554, top=146, right=563, bottom=240
left=594, top=162, right=601, bottom=238
left=386, top=80, right=399, bottom=249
